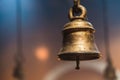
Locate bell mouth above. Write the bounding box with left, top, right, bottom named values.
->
left=58, top=53, right=100, bottom=61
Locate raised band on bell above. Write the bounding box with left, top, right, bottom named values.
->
left=58, top=0, right=101, bottom=70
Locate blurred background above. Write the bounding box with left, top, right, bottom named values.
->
left=0, top=0, right=120, bottom=80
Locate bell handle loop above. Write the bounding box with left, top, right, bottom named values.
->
left=69, top=5, right=87, bottom=21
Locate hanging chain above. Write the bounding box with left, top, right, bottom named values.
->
left=102, top=0, right=117, bottom=79
left=69, top=0, right=87, bottom=20
left=13, top=0, right=24, bottom=80
left=73, top=0, right=80, bottom=13
left=74, top=0, right=80, bottom=7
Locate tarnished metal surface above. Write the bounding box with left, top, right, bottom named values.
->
left=58, top=19, right=100, bottom=61
left=58, top=0, right=100, bottom=69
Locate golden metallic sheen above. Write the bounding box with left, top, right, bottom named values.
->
left=58, top=2, right=100, bottom=70
left=58, top=19, right=100, bottom=60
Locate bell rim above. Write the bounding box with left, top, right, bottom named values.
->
left=58, top=52, right=100, bottom=61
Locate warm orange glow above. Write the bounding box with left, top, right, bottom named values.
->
left=35, top=46, right=49, bottom=61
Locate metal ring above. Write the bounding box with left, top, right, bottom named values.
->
left=69, top=5, right=87, bottom=20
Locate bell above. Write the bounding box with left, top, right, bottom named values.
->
left=58, top=4, right=100, bottom=70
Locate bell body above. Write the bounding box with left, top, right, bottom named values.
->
left=58, top=19, right=100, bottom=61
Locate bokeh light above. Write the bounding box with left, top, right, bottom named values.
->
left=35, top=46, right=49, bottom=61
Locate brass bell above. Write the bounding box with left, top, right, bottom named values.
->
left=58, top=4, right=100, bottom=70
